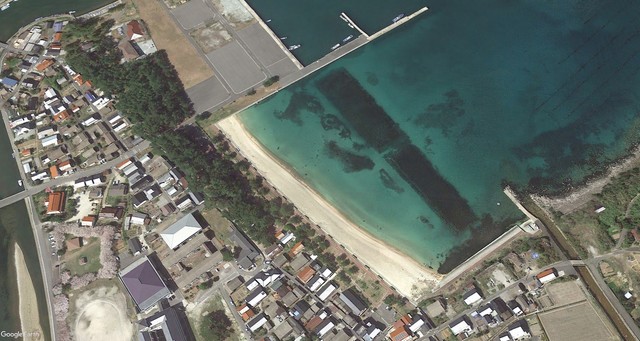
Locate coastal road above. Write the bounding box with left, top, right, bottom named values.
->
left=0, top=140, right=150, bottom=209
left=24, top=196, right=58, bottom=341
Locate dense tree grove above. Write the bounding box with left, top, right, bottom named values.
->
left=200, top=310, right=234, bottom=340
left=64, top=19, right=279, bottom=244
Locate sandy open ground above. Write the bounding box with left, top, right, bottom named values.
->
left=15, top=244, right=44, bottom=340
left=132, top=0, right=213, bottom=88
left=72, top=285, right=133, bottom=341
left=66, top=190, right=95, bottom=222
left=217, top=116, right=442, bottom=299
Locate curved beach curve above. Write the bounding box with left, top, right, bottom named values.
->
left=15, top=243, right=44, bottom=340
left=217, top=115, right=442, bottom=299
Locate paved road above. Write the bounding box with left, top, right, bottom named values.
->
left=422, top=259, right=578, bottom=339
left=0, top=42, right=25, bottom=54
left=25, top=196, right=58, bottom=341
left=583, top=256, right=640, bottom=339
left=0, top=140, right=150, bottom=209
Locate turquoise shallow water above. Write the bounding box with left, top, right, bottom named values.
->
left=240, top=0, right=640, bottom=272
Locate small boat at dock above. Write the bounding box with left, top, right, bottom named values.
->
left=288, top=44, right=300, bottom=51
left=342, top=35, right=353, bottom=43
left=392, top=14, right=405, bottom=23
left=18, top=180, right=22, bottom=187
left=266, top=19, right=272, bottom=23
left=1, top=4, right=11, bottom=11
left=279, top=36, right=287, bottom=40
left=331, top=43, right=340, bottom=50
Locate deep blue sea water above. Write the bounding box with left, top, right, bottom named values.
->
left=246, top=0, right=424, bottom=65
left=240, top=0, right=640, bottom=272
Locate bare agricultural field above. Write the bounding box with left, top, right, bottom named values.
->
left=132, top=0, right=213, bottom=88
left=545, top=281, right=587, bottom=307
left=190, top=21, right=232, bottom=53
left=539, top=301, right=619, bottom=341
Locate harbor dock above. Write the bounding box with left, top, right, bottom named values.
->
left=238, top=0, right=304, bottom=70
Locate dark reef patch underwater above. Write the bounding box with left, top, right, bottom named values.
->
left=239, top=0, right=640, bottom=270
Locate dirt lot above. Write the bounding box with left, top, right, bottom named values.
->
left=69, top=281, right=134, bottom=341
left=190, top=21, right=232, bottom=53
left=213, top=0, right=254, bottom=29
left=132, top=0, right=213, bottom=88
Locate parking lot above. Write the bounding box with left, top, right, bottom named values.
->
left=206, top=40, right=266, bottom=93
left=186, top=75, right=231, bottom=114
left=171, top=0, right=216, bottom=30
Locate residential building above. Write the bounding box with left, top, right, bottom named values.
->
left=128, top=237, right=143, bottom=256
left=137, top=306, right=191, bottom=341
left=126, top=20, right=145, bottom=40
left=449, top=316, right=473, bottom=336
left=231, top=230, right=260, bottom=270
left=463, top=285, right=483, bottom=305
left=536, top=268, right=558, bottom=284
left=81, top=216, right=96, bottom=227
left=339, top=289, right=368, bottom=316
left=508, top=321, right=531, bottom=340
left=99, top=206, right=124, bottom=220
left=246, top=270, right=283, bottom=291
left=246, top=288, right=267, bottom=308
left=297, top=265, right=316, bottom=284
left=317, top=282, right=337, bottom=301
left=246, top=313, right=268, bottom=333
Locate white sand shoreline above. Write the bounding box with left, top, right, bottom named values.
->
left=217, top=116, right=442, bottom=299
left=14, top=243, right=44, bottom=340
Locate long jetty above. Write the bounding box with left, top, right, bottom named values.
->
left=369, top=7, right=428, bottom=40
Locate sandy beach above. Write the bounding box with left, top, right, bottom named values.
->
left=217, top=116, right=443, bottom=299
left=14, top=243, right=44, bottom=340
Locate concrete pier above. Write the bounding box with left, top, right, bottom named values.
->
left=79, top=0, right=123, bottom=19
left=339, top=12, right=369, bottom=39
left=238, top=0, right=304, bottom=70
left=369, top=7, right=429, bottom=41
left=504, top=186, right=537, bottom=221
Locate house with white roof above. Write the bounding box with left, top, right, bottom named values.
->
left=246, top=313, right=268, bottom=333
left=246, top=288, right=267, bottom=308
left=449, top=316, right=473, bottom=336
left=463, top=285, right=483, bottom=306
left=508, top=321, right=531, bottom=340
left=317, top=282, right=336, bottom=301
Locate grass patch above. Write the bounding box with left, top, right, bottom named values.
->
left=200, top=207, right=233, bottom=242
left=63, top=237, right=101, bottom=276
left=189, top=295, right=240, bottom=341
